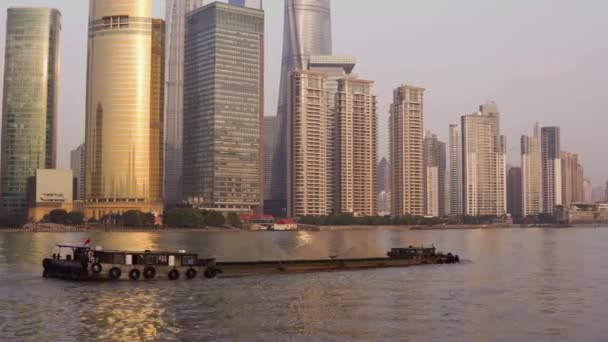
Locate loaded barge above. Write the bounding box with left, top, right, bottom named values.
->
left=42, top=245, right=460, bottom=281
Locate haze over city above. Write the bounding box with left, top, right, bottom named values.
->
left=0, top=0, right=606, bottom=186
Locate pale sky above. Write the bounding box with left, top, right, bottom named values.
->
left=0, top=0, right=607, bottom=186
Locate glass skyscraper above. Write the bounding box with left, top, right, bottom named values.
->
left=183, top=2, right=264, bottom=213
left=85, top=0, right=164, bottom=218
left=1, top=8, right=61, bottom=213
left=164, top=0, right=206, bottom=207
left=270, top=0, right=332, bottom=213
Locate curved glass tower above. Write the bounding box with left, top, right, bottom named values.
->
left=1, top=8, right=61, bottom=213
left=270, top=0, right=332, bottom=212
left=85, top=0, right=164, bottom=218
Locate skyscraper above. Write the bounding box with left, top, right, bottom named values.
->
left=462, top=102, right=506, bottom=216
left=390, top=85, right=425, bottom=216
left=423, top=131, right=446, bottom=217
left=288, top=71, right=331, bottom=217
left=263, top=117, right=277, bottom=201
left=70, top=144, right=85, bottom=200
left=561, top=151, right=583, bottom=207
left=183, top=2, right=264, bottom=213
left=377, top=158, right=390, bottom=193
left=583, top=179, right=593, bottom=203
left=271, top=0, right=332, bottom=212
left=507, top=166, right=523, bottom=218
left=1, top=8, right=61, bottom=213
left=521, top=123, right=542, bottom=216
left=308, top=55, right=356, bottom=213
left=335, top=77, right=377, bottom=216
left=85, top=0, right=164, bottom=218
left=164, top=0, right=206, bottom=206
left=541, top=127, right=562, bottom=213
left=448, top=124, right=463, bottom=215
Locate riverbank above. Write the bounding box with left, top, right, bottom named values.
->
left=0, top=223, right=239, bottom=233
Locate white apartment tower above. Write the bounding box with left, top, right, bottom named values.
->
left=288, top=71, right=331, bottom=217
left=389, top=85, right=425, bottom=216
left=521, top=123, right=543, bottom=216
left=461, top=102, right=507, bottom=216
left=335, top=77, right=377, bottom=216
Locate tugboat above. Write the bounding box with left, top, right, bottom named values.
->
left=42, top=244, right=219, bottom=281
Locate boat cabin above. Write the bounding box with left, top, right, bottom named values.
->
left=387, top=246, right=437, bottom=259
left=92, top=250, right=214, bottom=267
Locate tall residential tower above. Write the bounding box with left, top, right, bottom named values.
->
left=423, top=131, right=446, bottom=217
left=461, top=102, right=506, bottom=216
left=1, top=8, right=61, bottom=213
left=271, top=0, right=332, bottom=212
left=541, top=127, right=562, bottom=213
left=85, top=0, right=164, bottom=218
left=521, top=123, right=542, bottom=216
left=389, top=85, right=425, bottom=216
left=448, top=124, right=463, bottom=215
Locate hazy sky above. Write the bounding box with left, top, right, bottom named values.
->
left=0, top=0, right=607, bottom=186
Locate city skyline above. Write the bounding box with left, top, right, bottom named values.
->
left=0, top=0, right=606, bottom=186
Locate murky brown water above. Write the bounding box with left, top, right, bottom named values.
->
left=1, top=227, right=607, bottom=341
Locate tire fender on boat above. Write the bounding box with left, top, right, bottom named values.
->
left=143, top=266, right=156, bottom=280
left=168, top=269, right=180, bottom=280
left=42, top=258, right=52, bottom=268
left=204, top=267, right=217, bottom=279
left=186, top=268, right=197, bottom=279
left=109, top=267, right=122, bottom=280
left=129, top=269, right=141, bottom=280
left=91, top=262, right=102, bottom=274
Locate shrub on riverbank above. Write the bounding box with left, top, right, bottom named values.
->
left=298, top=213, right=506, bottom=226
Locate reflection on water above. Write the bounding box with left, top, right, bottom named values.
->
left=2, top=228, right=608, bottom=340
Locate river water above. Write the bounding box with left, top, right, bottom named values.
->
left=0, top=227, right=607, bottom=341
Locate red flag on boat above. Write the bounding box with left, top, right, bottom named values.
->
left=83, top=238, right=90, bottom=246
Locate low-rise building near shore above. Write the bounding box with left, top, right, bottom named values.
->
left=555, top=203, right=608, bottom=224
left=27, top=169, right=78, bottom=222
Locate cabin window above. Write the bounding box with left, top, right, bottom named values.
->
left=98, top=253, right=113, bottom=263
left=114, top=254, right=125, bottom=264
left=146, top=255, right=158, bottom=265
left=182, top=255, right=195, bottom=266
left=136, top=254, right=145, bottom=265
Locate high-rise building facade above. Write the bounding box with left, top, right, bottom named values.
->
left=263, top=117, right=276, bottom=201
left=377, top=158, right=390, bottom=193
left=448, top=124, right=463, bottom=215
left=423, top=131, right=446, bottom=217
left=583, top=179, right=593, bottom=203
left=271, top=0, right=332, bottom=211
left=288, top=71, right=331, bottom=217
left=335, top=77, right=377, bottom=216
left=85, top=0, right=164, bottom=218
left=308, top=55, right=356, bottom=213
left=507, top=166, right=523, bottom=218
left=541, top=127, right=562, bottom=213
left=521, top=123, right=542, bottom=216
left=183, top=2, right=264, bottom=213
left=70, top=144, right=85, bottom=200
left=1, top=8, right=61, bottom=213
left=377, top=157, right=391, bottom=214
left=561, top=151, right=583, bottom=207
left=389, top=85, right=424, bottom=216
left=164, top=0, right=206, bottom=206
left=461, top=102, right=506, bottom=216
